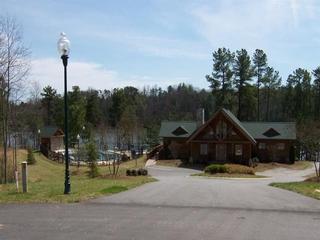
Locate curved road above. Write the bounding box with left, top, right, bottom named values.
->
left=1, top=165, right=319, bottom=240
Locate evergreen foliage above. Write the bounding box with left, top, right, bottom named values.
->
left=26, top=148, right=36, bottom=165
left=86, top=141, right=99, bottom=178
left=8, top=47, right=320, bottom=151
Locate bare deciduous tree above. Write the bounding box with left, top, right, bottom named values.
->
left=0, top=15, right=30, bottom=184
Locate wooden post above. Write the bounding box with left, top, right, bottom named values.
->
left=21, top=161, right=28, bottom=193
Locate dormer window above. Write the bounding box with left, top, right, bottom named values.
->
left=263, top=128, right=280, bottom=138
left=172, top=126, right=188, bottom=136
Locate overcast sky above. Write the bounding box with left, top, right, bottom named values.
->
left=3, top=0, right=320, bottom=93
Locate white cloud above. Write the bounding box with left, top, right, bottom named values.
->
left=30, top=58, right=121, bottom=92
left=190, top=0, right=319, bottom=49
left=81, top=30, right=208, bottom=59
left=29, top=58, right=194, bottom=93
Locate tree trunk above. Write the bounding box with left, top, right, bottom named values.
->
left=257, top=67, right=260, bottom=121
left=266, top=87, right=270, bottom=121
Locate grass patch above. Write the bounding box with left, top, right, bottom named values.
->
left=192, top=173, right=266, bottom=178
left=270, top=180, right=320, bottom=200
left=255, top=161, right=312, bottom=172
left=156, top=159, right=205, bottom=171
left=100, top=186, right=128, bottom=194
left=0, top=150, right=155, bottom=203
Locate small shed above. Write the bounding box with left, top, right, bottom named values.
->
left=40, top=126, right=64, bottom=152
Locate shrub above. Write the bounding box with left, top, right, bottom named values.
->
left=126, top=168, right=148, bottom=176
left=140, top=168, right=148, bottom=176
left=27, top=148, right=36, bottom=165
left=248, top=157, right=259, bottom=167
left=225, top=164, right=255, bottom=175
left=121, top=154, right=130, bottom=162
left=86, top=141, right=99, bottom=178
left=131, top=169, right=137, bottom=176
left=204, top=164, right=227, bottom=174
left=204, top=163, right=255, bottom=175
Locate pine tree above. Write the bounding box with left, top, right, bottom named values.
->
left=86, top=141, right=99, bottom=178
left=69, top=86, right=86, bottom=143
left=286, top=68, right=312, bottom=121
left=234, top=49, right=254, bottom=120
left=261, top=67, right=281, bottom=120
left=206, top=48, right=234, bottom=109
left=253, top=49, right=268, bottom=121
left=41, top=86, right=57, bottom=126
left=313, top=67, right=320, bottom=119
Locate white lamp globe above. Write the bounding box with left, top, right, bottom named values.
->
left=57, top=32, right=70, bottom=56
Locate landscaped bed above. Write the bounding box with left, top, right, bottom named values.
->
left=157, top=159, right=313, bottom=178
left=0, top=150, right=155, bottom=203
left=192, top=163, right=266, bottom=178
left=270, top=177, right=320, bottom=200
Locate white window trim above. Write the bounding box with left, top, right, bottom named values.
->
left=235, top=144, right=243, bottom=156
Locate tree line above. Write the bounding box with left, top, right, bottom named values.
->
left=9, top=48, right=320, bottom=151
left=206, top=47, right=320, bottom=122
left=2, top=14, right=320, bottom=184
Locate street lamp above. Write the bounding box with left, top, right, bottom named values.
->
left=38, top=129, right=41, bottom=153
left=58, top=32, right=71, bottom=194
left=77, top=134, right=80, bottom=169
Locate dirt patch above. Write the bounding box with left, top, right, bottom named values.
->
left=255, top=161, right=312, bottom=172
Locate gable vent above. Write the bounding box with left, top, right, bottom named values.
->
left=263, top=128, right=280, bottom=138
left=172, top=126, right=188, bottom=136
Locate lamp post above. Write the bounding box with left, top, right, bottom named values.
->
left=38, top=129, right=41, bottom=153
left=77, top=134, right=80, bottom=169
left=58, top=32, right=71, bottom=194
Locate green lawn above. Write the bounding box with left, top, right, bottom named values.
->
left=0, top=150, right=155, bottom=203
left=270, top=179, right=320, bottom=200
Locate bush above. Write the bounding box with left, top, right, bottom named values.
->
left=27, top=148, right=36, bottom=165
left=126, top=168, right=148, bottom=176
left=248, top=157, right=259, bottom=167
left=225, top=164, right=255, bottom=175
left=121, top=154, right=130, bottom=162
left=131, top=169, right=137, bottom=176
left=204, top=163, right=255, bottom=175
left=86, top=141, right=99, bottom=178
left=140, top=168, right=148, bottom=176
left=204, top=164, right=227, bottom=174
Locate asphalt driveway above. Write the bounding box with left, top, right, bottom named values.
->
left=1, top=165, right=320, bottom=240
left=92, top=164, right=320, bottom=212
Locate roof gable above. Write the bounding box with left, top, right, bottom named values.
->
left=263, top=128, right=280, bottom=137
left=241, top=122, right=296, bottom=140
left=159, top=121, right=197, bottom=138
left=187, top=108, right=256, bottom=144
left=172, top=126, right=189, bottom=136
left=41, top=126, right=64, bottom=138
